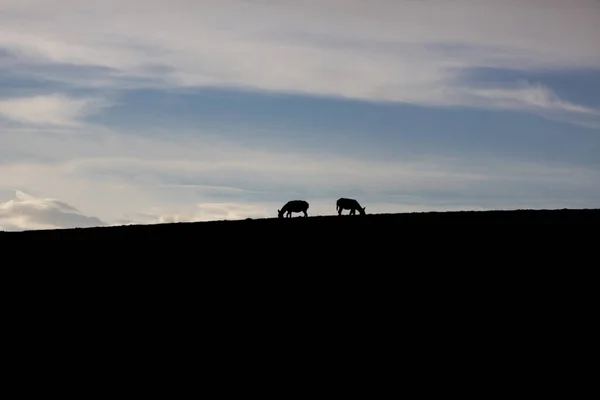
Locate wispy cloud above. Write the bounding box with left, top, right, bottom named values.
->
left=465, top=82, right=599, bottom=114
left=0, top=94, right=110, bottom=126
left=1, top=125, right=599, bottom=230
left=0, top=0, right=598, bottom=121
left=460, top=81, right=600, bottom=127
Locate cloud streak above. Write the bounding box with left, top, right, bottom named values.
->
left=2, top=125, right=599, bottom=230
left=0, top=0, right=598, bottom=121
left=0, top=94, right=110, bottom=126
left=465, top=82, right=599, bottom=114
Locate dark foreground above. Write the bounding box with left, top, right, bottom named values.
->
left=2, top=208, right=597, bottom=299
left=3, top=208, right=599, bottom=241
left=3, top=209, right=597, bottom=333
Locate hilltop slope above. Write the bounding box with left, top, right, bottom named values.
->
left=2, top=209, right=596, bottom=295
left=3, top=209, right=598, bottom=240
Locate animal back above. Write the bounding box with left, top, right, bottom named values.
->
left=337, top=198, right=359, bottom=209
left=284, top=200, right=309, bottom=212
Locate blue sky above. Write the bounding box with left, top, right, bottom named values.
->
left=1, top=0, right=599, bottom=230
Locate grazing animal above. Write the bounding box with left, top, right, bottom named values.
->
left=336, top=197, right=366, bottom=216
left=278, top=200, right=309, bottom=218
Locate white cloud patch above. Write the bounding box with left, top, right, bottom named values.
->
left=0, top=94, right=110, bottom=126
left=0, top=0, right=598, bottom=120
left=0, top=190, right=106, bottom=231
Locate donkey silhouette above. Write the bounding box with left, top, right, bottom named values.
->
left=336, top=198, right=366, bottom=216
left=278, top=200, right=309, bottom=218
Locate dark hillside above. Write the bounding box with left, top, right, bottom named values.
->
left=3, top=209, right=599, bottom=242
left=3, top=209, right=596, bottom=320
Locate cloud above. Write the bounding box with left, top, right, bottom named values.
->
left=0, top=190, right=106, bottom=231
left=0, top=0, right=598, bottom=121
left=2, top=124, right=599, bottom=230
left=2, top=119, right=599, bottom=230
left=0, top=94, right=110, bottom=126
left=460, top=81, right=600, bottom=127
left=132, top=202, right=271, bottom=225
left=2, top=1, right=599, bottom=230
left=464, top=82, right=599, bottom=114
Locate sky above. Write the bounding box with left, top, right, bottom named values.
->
left=1, top=0, right=599, bottom=231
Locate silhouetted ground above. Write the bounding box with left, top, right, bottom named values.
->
left=3, top=207, right=596, bottom=311
left=4, top=208, right=596, bottom=341
left=3, top=209, right=599, bottom=241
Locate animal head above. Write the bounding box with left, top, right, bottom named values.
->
left=360, top=206, right=366, bottom=215
left=278, top=209, right=284, bottom=218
